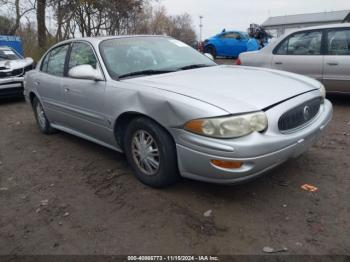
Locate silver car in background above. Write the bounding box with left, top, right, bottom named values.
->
left=238, top=24, right=350, bottom=93
left=24, top=36, right=332, bottom=188
left=0, top=46, right=34, bottom=98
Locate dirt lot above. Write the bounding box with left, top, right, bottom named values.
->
left=0, top=60, right=350, bottom=255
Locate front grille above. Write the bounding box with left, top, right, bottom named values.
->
left=278, top=97, right=322, bottom=132
left=12, top=68, right=24, bottom=76
left=0, top=68, right=24, bottom=78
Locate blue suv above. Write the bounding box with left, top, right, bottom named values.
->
left=204, top=31, right=259, bottom=59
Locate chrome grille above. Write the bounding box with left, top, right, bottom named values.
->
left=278, top=97, right=322, bottom=132
left=0, top=68, right=24, bottom=78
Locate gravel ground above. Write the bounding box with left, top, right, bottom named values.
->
left=0, top=60, right=349, bottom=255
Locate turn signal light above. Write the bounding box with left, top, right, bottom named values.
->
left=211, top=160, right=243, bottom=169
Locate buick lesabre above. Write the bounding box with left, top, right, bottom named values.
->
left=24, top=36, right=332, bottom=187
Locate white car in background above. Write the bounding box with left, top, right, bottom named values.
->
left=0, top=46, right=34, bottom=98
left=237, top=24, right=350, bottom=93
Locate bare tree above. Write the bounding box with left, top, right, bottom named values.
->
left=0, top=16, right=15, bottom=35
left=0, top=0, right=36, bottom=34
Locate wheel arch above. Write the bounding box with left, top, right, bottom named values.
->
left=113, top=111, right=176, bottom=150
left=29, top=91, right=38, bottom=107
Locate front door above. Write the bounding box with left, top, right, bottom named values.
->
left=61, top=41, right=110, bottom=143
left=221, top=32, right=247, bottom=57
left=323, top=28, right=350, bottom=92
left=271, top=30, right=324, bottom=82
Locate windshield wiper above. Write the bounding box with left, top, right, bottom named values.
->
left=178, top=64, right=214, bottom=71
left=118, top=69, right=174, bottom=79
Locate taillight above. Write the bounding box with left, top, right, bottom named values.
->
left=235, top=58, right=242, bottom=65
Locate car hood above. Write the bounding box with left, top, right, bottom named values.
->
left=124, top=65, right=320, bottom=113
left=0, top=58, right=33, bottom=70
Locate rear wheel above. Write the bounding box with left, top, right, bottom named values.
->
left=206, top=45, right=217, bottom=59
left=124, top=117, right=180, bottom=188
left=32, top=97, right=55, bottom=134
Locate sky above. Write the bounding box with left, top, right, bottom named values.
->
left=159, top=0, right=350, bottom=39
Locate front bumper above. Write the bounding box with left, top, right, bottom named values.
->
left=174, top=95, right=333, bottom=184
left=0, top=77, right=24, bottom=98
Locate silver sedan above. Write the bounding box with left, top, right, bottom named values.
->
left=24, top=36, right=332, bottom=187
left=238, top=23, right=350, bottom=93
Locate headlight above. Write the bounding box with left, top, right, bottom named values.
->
left=184, top=112, right=268, bottom=138
left=319, top=84, right=326, bottom=100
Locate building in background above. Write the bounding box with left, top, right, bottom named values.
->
left=263, top=10, right=350, bottom=38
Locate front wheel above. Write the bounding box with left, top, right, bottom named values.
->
left=124, top=117, right=180, bottom=188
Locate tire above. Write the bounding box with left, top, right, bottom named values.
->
left=124, top=117, right=180, bottom=188
left=206, top=45, right=217, bottom=59
left=32, top=97, right=55, bottom=134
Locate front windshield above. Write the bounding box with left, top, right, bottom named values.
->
left=99, top=37, right=217, bottom=79
left=0, top=49, right=21, bottom=61
left=242, top=32, right=250, bottom=39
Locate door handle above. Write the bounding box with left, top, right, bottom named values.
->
left=34, top=81, right=40, bottom=86
left=275, top=62, right=283, bottom=65
left=327, top=62, right=338, bottom=66
left=64, top=87, right=70, bottom=93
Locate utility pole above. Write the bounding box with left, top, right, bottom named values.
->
left=199, top=15, right=203, bottom=42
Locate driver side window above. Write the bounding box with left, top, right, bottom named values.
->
left=68, top=42, right=98, bottom=70
left=221, top=32, right=241, bottom=40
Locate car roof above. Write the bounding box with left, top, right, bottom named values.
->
left=55, top=35, right=171, bottom=46
left=288, top=22, right=350, bottom=32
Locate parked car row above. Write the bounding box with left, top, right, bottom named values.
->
left=238, top=24, right=350, bottom=93
left=23, top=35, right=332, bottom=188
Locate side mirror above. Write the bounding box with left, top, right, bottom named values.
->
left=68, top=64, right=104, bottom=81
left=204, top=53, right=214, bottom=60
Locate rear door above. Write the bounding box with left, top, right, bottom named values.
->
left=35, top=44, right=70, bottom=124
left=323, top=28, right=350, bottom=92
left=60, top=41, right=110, bottom=143
left=271, top=30, right=324, bottom=81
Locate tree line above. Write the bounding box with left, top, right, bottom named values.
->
left=0, top=0, right=197, bottom=59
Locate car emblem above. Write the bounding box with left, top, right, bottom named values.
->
left=303, top=105, right=310, bottom=120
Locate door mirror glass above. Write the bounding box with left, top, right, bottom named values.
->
left=68, top=64, right=103, bottom=81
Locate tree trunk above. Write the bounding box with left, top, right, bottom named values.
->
left=9, top=0, right=21, bottom=34
left=37, top=0, right=47, bottom=51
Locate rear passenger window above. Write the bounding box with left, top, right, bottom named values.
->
left=275, top=31, right=322, bottom=55
left=41, top=53, right=50, bottom=72
left=327, top=29, right=350, bottom=55
left=44, top=45, right=69, bottom=76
